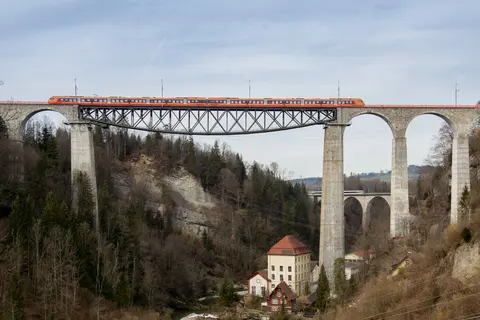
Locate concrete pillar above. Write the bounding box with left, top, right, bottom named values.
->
left=391, top=133, right=409, bottom=237
left=451, top=129, right=470, bottom=224
left=69, top=121, right=99, bottom=232
left=319, top=124, right=344, bottom=283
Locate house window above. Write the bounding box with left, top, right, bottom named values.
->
left=272, top=274, right=275, bottom=280
left=280, top=275, right=284, bottom=281
left=280, top=266, right=283, bottom=272
left=288, top=266, right=291, bottom=272
left=272, top=265, right=275, bottom=271
left=252, top=286, right=256, bottom=295
left=288, top=275, right=291, bottom=281
left=261, top=287, right=266, bottom=296
left=271, top=284, right=275, bottom=288
left=272, top=298, right=278, bottom=305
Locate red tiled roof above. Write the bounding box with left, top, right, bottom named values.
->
left=268, top=281, right=296, bottom=301
left=248, top=269, right=270, bottom=281
left=267, top=235, right=312, bottom=256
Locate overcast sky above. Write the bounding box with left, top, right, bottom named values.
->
left=1, top=0, right=479, bottom=179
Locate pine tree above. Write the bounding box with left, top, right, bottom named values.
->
left=233, top=153, right=246, bottom=188
left=206, top=140, right=224, bottom=191
left=316, top=264, right=330, bottom=312
left=7, top=195, right=36, bottom=248
left=333, top=258, right=348, bottom=302
left=347, top=275, right=357, bottom=296
left=218, top=277, right=238, bottom=307
left=5, top=274, right=26, bottom=320
left=459, top=185, right=471, bottom=221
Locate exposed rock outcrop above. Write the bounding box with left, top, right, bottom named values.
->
left=452, top=242, right=480, bottom=285
left=114, top=154, right=216, bottom=237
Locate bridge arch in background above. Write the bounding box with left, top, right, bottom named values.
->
left=366, top=196, right=391, bottom=235
left=344, top=196, right=363, bottom=253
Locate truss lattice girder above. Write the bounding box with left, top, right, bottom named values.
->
left=79, top=107, right=337, bottom=135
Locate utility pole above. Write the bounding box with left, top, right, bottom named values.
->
left=74, top=78, right=78, bottom=96
left=248, top=80, right=251, bottom=98
left=161, top=79, right=164, bottom=98
left=337, top=80, right=340, bottom=99
left=455, top=82, right=459, bottom=107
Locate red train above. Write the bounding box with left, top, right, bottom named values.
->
left=48, top=96, right=366, bottom=108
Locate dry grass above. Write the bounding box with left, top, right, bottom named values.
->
left=333, top=222, right=480, bottom=320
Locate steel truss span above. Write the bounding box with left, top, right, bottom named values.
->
left=79, top=107, right=337, bottom=135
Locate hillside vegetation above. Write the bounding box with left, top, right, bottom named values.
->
left=0, top=119, right=317, bottom=318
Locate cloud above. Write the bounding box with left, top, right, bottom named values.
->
left=0, top=0, right=479, bottom=178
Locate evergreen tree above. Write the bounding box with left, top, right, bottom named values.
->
left=75, top=172, right=96, bottom=228
left=233, top=153, right=246, bottom=189
left=218, top=277, right=238, bottom=307
left=316, top=264, right=329, bottom=312
left=5, top=274, right=26, bottom=320
left=333, top=258, right=347, bottom=301
left=201, top=229, right=214, bottom=250
left=347, top=275, right=357, bottom=296
left=7, top=195, right=36, bottom=248
left=184, top=136, right=197, bottom=174
left=459, top=185, right=471, bottom=221
left=206, top=140, right=224, bottom=191
left=41, top=192, right=68, bottom=233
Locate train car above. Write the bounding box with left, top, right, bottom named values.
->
left=48, top=95, right=366, bottom=108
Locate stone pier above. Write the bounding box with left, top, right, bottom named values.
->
left=318, top=123, right=345, bottom=281
left=451, top=126, right=471, bottom=223
left=68, top=121, right=99, bottom=232
left=391, top=132, right=409, bottom=236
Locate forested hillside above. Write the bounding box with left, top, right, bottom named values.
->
left=0, top=118, right=317, bottom=318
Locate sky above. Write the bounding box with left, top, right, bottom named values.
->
left=1, top=0, right=479, bottom=179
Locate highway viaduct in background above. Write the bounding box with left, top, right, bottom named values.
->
left=0, top=98, right=478, bottom=285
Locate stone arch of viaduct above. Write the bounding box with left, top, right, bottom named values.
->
left=0, top=103, right=98, bottom=229
left=344, top=194, right=391, bottom=232
left=319, top=106, right=479, bottom=281
left=312, top=193, right=391, bottom=232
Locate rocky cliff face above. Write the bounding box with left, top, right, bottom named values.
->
left=452, top=242, right=480, bottom=285
left=113, top=154, right=217, bottom=236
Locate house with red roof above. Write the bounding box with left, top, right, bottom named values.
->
left=247, top=269, right=270, bottom=297
left=267, top=235, right=312, bottom=295
left=266, top=281, right=297, bottom=313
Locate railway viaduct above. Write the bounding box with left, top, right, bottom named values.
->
left=0, top=100, right=478, bottom=284
left=308, top=190, right=391, bottom=232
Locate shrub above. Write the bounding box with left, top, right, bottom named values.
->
left=443, top=225, right=462, bottom=249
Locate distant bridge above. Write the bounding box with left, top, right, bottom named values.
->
left=307, top=190, right=390, bottom=197
left=308, top=190, right=391, bottom=231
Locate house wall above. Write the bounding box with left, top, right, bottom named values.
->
left=345, top=266, right=360, bottom=280
left=295, top=253, right=311, bottom=295
left=310, top=264, right=320, bottom=284
left=268, top=255, right=295, bottom=291
left=248, top=274, right=269, bottom=297
left=267, top=288, right=295, bottom=313
left=268, top=253, right=311, bottom=295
